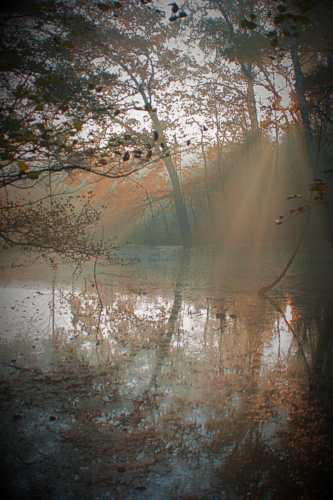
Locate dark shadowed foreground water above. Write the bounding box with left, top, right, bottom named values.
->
left=1, top=245, right=333, bottom=499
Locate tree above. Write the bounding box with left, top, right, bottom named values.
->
left=252, top=0, right=333, bottom=293
left=0, top=2, right=141, bottom=185
left=198, top=0, right=267, bottom=136
left=0, top=0, right=193, bottom=245
left=0, top=190, right=115, bottom=263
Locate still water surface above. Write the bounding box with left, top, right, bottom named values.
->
left=0, top=245, right=332, bottom=499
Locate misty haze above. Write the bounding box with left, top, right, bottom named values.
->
left=1, top=1, right=333, bottom=499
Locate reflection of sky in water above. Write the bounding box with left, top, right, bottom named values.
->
left=261, top=303, right=299, bottom=373
left=134, top=294, right=172, bottom=322
left=1, top=247, right=332, bottom=498
left=0, top=284, right=71, bottom=341
left=0, top=283, right=306, bottom=377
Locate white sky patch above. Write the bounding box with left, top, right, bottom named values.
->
left=261, top=303, right=296, bottom=372
left=0, top=284, right=72, bottom=343
left=134, top=294, right=172, bottom=322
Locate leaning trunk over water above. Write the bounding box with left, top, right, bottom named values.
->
left=258, top=36, right=332, bottom=295
left=291, top=37, right=333, bottom=246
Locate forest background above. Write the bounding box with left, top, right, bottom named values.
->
left=0, top=0, right=332, bottom=263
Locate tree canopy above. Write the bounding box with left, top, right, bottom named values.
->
left=0, top=0, right=332, bottom=250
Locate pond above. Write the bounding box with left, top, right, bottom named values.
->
left=1, top=244, right=333, bottom=499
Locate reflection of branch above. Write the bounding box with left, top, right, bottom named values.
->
left=93, top=227, right=105, bottom=364
left=261, top=294, right=310, bottom=373
left=139, top=248, right=190, bottom=405
left=258, top=212, right=310, bottom=296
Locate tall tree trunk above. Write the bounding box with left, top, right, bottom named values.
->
left=244, top=64, right=259, bottom=135
left=239, top=60, right=259, bottom=135
left=148, top=108, right=192, bottom=246
left=290, top=37, right=317, bottom=177
left=117, top=61, right=192, bottom=246
left=200, top=132, right=214, bottom=225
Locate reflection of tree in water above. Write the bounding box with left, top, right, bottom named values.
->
left=3, top=250, right=333, bottom=498
left=311, top=304, right=333, bottom=397
left=66, top=256, right=332, bottom=499
left=206, top=292, right=333, bottom=499
left=147, top=247, right=190, bottom=390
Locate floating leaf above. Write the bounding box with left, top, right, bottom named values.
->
left=36, top=74, right=61, bottom=87
left=240, top=19, right=257, bottom=29
left=297, top=1, right=314, bottom=13
left=13, top=86, right=30, bottom=98
left=247, top=21, right=257, bottom=30
left=274, top=219, right=282, bottom=225
left=297, top=206, right=304, bottom=212
left=97, top=3, right=110, bottom=11
left=36, top=76, right=47, bottom=87
left=27, top=172, right=39, bottom=179
left=7, top=119, right=21, bottom=131
left=317, top=182, right=328, bottom=191
left=270, top=39, right=278, bottom=47
left=48, top=74, right=62, bottom=85
left=274, top=13, right=286, bottom=24
left=298, top=15, right=310, bottom=25
left=169, top=15, right=178, bottom=22
left=18, top=161, right=28, bottom=172
left=74, top=120, right=82, bottom=131
left=289, top=209, right=295, bottom=215
left=309, top=181, right=328, bottom=192
left=265, top=30, right=277, bottom=37
left=287, top=194, right=301, bottom=199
